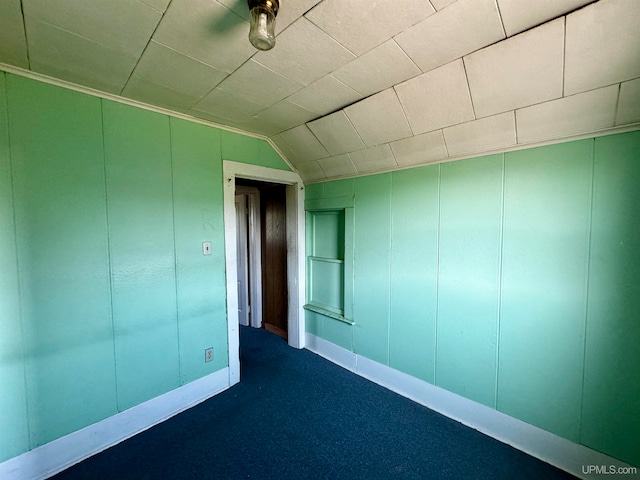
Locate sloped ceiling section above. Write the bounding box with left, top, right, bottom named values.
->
left=0, top=0, right=639, bottom=182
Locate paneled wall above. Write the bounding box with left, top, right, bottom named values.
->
left=305, top=131, right=640, bottom=466
left=0, top=72, right=289, bottom=462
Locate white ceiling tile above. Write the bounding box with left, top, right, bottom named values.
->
left=430, top=0, right=457, bottom=10
left=24, top=0, right=161, bottom=57
left=565, top=0, right=640, bottom=96
left=139, top=0, right=172, bottom=13
left=253, top=17, right=355, bottom=86
left=318, top=154, right=357, bottom=178
left=307, top=111, right=366, bottom=156
left=0, top=0, right=28, bottom=68
left=464, top=18, right=564, bottom=118
left=218, top=60, right=302, bottom=108
left=395, top=59, right=475, bottom=134
left=193, top=88, right=264, bottom=122
left=395, top=0, right=504, bottom=73
left=152, top=0, right=255, bottom=74
left=273, top=0, right=323, bottom=32
left=271, top=134, right=300, bottom=162
left=349, top=144, right=397, bottom=173
left=390, top=130, right=448, bottom=166
left=443, top=112, right=516, bottom=156
left=516, top=85, right=618, bottom=144
left=187, top=115, right=262, bottom=135
left=498, top=0, right=592, bottom=37
left=186, top=109, right=234, bottom=125
left=332, top=40, right=421, bottom=97
left=215, top=0, right=247, bottom=18
left=27, top=19, right=136, bottom=94
left=295, top=160, right=326, bottom=182
left=121, top=77, right=197, bottom=112
left=345, top=89, right=412, bottom=147
left=279, top=125, right=330, bottom=162
left=128, top=41, right=227, bottom=98
left=231, top=116, right=284, bottom=136
left=252, top=100, right=317, bottom=135
left=616, top=78, right=640, bottom=126
left=305, top=0, right=435, bottom=56
left=287, top=75, right=362, bottom=116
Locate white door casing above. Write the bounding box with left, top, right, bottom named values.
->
left=223, top=161, right=306, bottom=386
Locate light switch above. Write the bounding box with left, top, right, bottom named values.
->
left=202, top=241, right=212, bottom=255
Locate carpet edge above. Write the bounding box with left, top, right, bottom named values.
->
left=305, top=333, right=635, bottom=479
left=0, top=368, right=231, bottom=480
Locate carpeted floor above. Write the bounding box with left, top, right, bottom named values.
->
left=52, top=326, right=577, bottom=479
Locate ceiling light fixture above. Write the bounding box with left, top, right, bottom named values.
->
left=248, top=0, right=279, bottom=51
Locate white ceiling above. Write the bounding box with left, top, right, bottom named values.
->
left=1, top=0, right=639, bottom=182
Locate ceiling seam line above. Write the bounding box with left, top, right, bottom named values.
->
left=391, top=38, right=422, bottom=75
left=342, top=110, right=367, bottom=150
left=562, top=16, right=567, bottom=98
left=493, top=0, right=507, bottom=38
left=147, top=40, right=229, bottom=72
left=502, top=0, right=599, bottom=39
left=136, top=0, right=164, bottom=15
left=613, top=83, right=622, bottom=126
left=440, top=129, right=451, bottom=158
left=19, top=0, right=31, bottom=70
left=461, top=57, right=477, bottom=120
left=118, top=0, right=176, bottom=96
left=392, top=87, right=415, bottom=137
left=304, top=124, right=333, bottom=163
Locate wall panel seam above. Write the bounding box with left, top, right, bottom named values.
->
left=495, top=153, right=506, bottom=410
left=387, top=175, right=393, bottom=365
left=4, top=72, right=31, bottom=449
left=101, top=99, right=120, bottom=413
left=168, top=118, right=183, bottom=384
left=578, top=139, right=597, bottom=442
left=434, top=164, right=441, bottom=385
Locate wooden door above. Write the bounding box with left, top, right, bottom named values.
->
left=261, top=185, right=288, bottom=339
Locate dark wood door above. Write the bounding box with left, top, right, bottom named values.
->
left=261, top=185, right=288, bottom=339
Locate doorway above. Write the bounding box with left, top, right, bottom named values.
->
left=223, top=161, right=306, bottom=386
left=235, top=180, right=289, bottom=339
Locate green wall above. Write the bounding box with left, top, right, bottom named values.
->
left=0, top=71, right=289, bottom=462
left=305, top=131, right=640, bottom=467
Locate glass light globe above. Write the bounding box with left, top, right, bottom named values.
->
left=249, top=4, right=276, bottom=51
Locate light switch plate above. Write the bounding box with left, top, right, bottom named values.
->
left=202, top=241, right=212, bottom=255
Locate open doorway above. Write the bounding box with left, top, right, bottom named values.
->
left=223, top=161, right=306, bottom=387
left=235, top=180, right=288, bottom=339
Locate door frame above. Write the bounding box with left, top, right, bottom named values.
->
left=223, top=161, right=306, bottom=386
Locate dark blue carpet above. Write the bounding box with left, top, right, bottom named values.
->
left=51, top=326, right=576, bottom=479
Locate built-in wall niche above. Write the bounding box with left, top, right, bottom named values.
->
left=304, top=196, right=354, bottom=324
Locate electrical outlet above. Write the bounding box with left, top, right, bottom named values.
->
left=205, top=347, right=213, bottom=363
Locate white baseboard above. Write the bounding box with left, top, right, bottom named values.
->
left=0, top=368, right=230, bottom=480
left=305, top=333, right=636, bottom=480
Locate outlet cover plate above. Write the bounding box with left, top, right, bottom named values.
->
left=205, top=348, right=213, bottom=363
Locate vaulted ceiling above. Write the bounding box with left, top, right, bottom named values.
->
left=1, top=0, right=639, bottom=182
